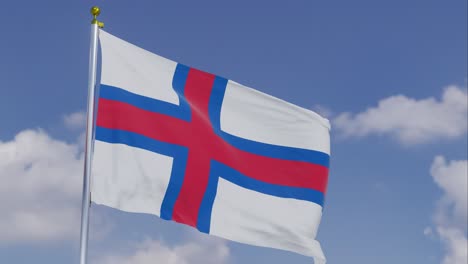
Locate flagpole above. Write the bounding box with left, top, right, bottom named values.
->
left=79, top=6, right=103, bottom=264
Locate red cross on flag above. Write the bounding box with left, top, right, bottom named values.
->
left=91, top=30, right=331, bottom=264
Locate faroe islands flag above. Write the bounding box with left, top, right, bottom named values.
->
left=92, top=30, right=330, bottom=264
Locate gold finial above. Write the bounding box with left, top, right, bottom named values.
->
left=90, top=6, right=104, bottom=28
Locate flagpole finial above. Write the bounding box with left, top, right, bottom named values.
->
left=90, top=6, right=104, bottom=28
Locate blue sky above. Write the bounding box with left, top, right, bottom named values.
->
left=0, top=1, right=466, bottom=264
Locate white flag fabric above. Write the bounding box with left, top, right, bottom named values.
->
left=92, top=30, right=330, bottom=263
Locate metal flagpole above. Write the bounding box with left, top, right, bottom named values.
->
left=79, top=6, right=104, bottom=264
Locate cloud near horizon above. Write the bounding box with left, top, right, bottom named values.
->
left=95, top=235, right=230, bottom=264
left=0, top=129, right=83, bottom=242
left=334, top=85, right=467, bottom=144
left=430, top=156, right=467, bottom=264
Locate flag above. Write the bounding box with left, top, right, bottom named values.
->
left=92, top=30, right=330, bottom=264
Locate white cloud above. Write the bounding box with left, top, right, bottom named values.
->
left=96, top=235, right=230, bottom=264
left=63, top=111, right=86, bottom=130
left=431, top=156, right=468, bottom=225
left=436, top=226, right=467, bottom=264
left=334, top=85, right=467, bottom=144
left=0, top=129, right=83, bottom=242
left=430, top=156, right=467, bottom=264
